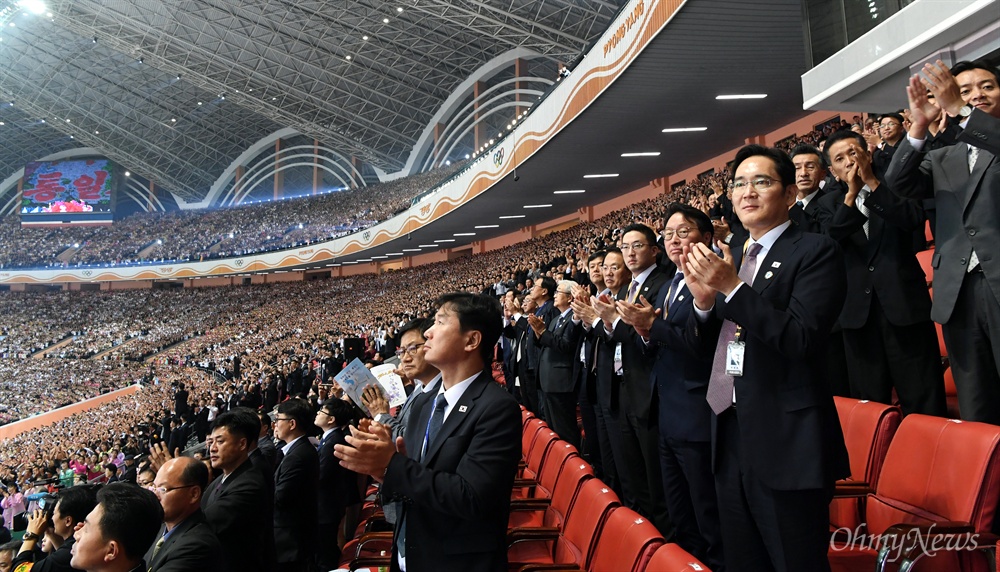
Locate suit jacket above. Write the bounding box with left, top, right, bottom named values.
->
left=317, top=426, right=360, bottom=523
left=690, top=224, right=850, bottom=490
left=273, top=436, right=319, bottom=564
left=383, top=371, right=521, bottom=572
left=788, top=188, right=831, bottom=234
left=645, top=278, right=714, bottom=442
left=536, top=310, right=583, bottom=393
left=524, top=301, right=560, bottom=372
left=384, top=376, right=442, bottom=440
left=502, top=316, right=531, bottom=379
left=884, top=109, right=1000, bottom=323
left=200, top=458, right=274, bottom=572
left=147, top=511, right=225, bottom=572
left=819, top=182, right=932, bottom=328
left=606, top=266, right=670, bottom=421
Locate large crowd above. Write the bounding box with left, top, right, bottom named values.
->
left=0, top=161, right=464, bottom=270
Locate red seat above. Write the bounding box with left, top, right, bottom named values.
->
left=831, top=397, right=902, bottom=532
left=643, top=542, right=712, bottom=571
left=829, top=414, right=1000, bottom=572
left=507, top=478, right=620, bottom=570
left=514, top=440, right=579, bottom=500
left=510, top=458, right=594, bottom=529
left=585, top=507, right=664, bottom=572
left=917, top=248, right=934, bottom=286
left=520, top=424, right=557, bottom=482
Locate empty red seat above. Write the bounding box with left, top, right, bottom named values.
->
left=643, top=542, right=711, bottom=571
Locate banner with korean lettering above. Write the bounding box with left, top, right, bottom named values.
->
left=20, top=158, right=114, bottom=214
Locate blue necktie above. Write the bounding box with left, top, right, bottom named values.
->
left=421, top=394, right=448, bottom=460
left=666, top=272, right=684, bottom=308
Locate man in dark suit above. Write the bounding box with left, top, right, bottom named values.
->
left=272, top=399, right=319, bottom=572
left=336, top=292, right=521, bottom=572
left=617, top=203, right=725, bottom=571
left=788, top=144, right=832, bottom=234
left=68, top=484, right=162, bottom=572
left=571, top=252, right=608, bottom=477
left=530, top=279, right=583, bottom=447
left=255, top=411, right=280, bottom=470
left=173, top=384, right=189, bottom=417
left=592, top=223, right=673, bottom=537
left=147, top=457, right=224, bottom=571
left=524, top=276, right=560, bottom=418
left=683, top=145, right=849, bottom=571
left=502, top=294, right=537, bottom=411
left=820, top=130, right=946, bottom=415
left=314, top=399, right=361, bottom=570
left=570, top=249, right=631, bottom=500
left=202, top=408, right=274, bottom=572
left=885, top=59, right=1000, bottom=424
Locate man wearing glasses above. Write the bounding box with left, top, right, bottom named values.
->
left=146, top=457, right=223, bottom=571
left=272, top=399, right=319, bottom=572
left=361, top=319, right=442, bottom=440
left=529, top=279, right=584, bottom=447
left=872, top=112, right=905, bottom=179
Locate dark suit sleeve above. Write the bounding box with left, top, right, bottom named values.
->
left=958, top=108, right=1000, bottom=156
left=536, top=320, right=582, bottom=354
left=884, top=137, right=936, bottom=200
left=647, top=300, right=710, bottom=361
left=381, top=391, right=521, bottom=520
left=153, top=535, right=225, bottom=572
left=722, top=238, right=846, bottom=360
left=864, top=183, right=924, bottom=231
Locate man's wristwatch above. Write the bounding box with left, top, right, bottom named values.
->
left=22, top=531, right=40, bottom=541
left=957, top=104, right=974, bottom=118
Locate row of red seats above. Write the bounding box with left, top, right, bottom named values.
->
left=830, top=397, right=1000, bottom=571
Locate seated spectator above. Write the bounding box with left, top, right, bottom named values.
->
left=146, top=457, right=223, bottom=571
left=0, top=540, right=19, bottom=572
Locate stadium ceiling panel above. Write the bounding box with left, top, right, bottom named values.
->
left=0, top=0, right=624, bottom=200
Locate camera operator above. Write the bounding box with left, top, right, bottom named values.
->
left=13, top=485, right=99, bottom=572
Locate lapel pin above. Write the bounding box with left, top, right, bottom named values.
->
left=771, top=261, right=781, bottom=268
left=764, top=271, right=774, bottom=280
left=458, top=405, right=468, bottom=413
left=677, top=295, right=685, bottom=302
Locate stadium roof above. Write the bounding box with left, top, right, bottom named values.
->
left=0, top=0, right=625, bottom=199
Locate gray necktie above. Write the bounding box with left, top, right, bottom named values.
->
left=706, top=243, right=762, bottom=415
left=969, top=143, right=979, bottom=173
left=856, top=188, right=871, bottom=239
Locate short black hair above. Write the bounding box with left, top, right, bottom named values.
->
left=211, top=407, right=259, bottom=445
left=434, top=292, right=503, bottom=366
left=397, top=318, right=431, bottom=341
left=276, top=398, right=314, bottom=431
left=587, top=250, right=606, bottom=265
left=822, top=130, right=868, bottom=165
left=950, top=59, right=999, bottom=86
left=256, top=410, right=272, bottom=430
left=790, top=144, right=828, bottom=169
left=877, top=112, right=904, bottom=125
left=178, top=457, right=210, bottom=492
left=320, top=398, right=355, bottom=427
left=55, top=484, right=100, bottom=525
left=664, top=203, right=713, bottom=237
left=537, top=276, right=557, bottom=300
left=621, top=223, right=658, bottom=248
left=731, top=144, right=795, bottom=188
left=96, top=483, right=163, bottom=561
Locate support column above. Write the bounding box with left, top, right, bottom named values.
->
left=474, top=81, right=485, bottom=151
left=273, top=139, right=283, bottom=200
left=313, top=139, right=321, bottom=195
left=514, top=58, right=526, bottom=117
left=234, top=165, right=245, bottom=204
left=148, top=181, right=156, bottom=211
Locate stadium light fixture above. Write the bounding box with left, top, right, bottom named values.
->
left=621, top=152, right=660, bottom=157
left=715, top=94, right=767, bottom=100
left=553, top=190, right=585, bottom=194
left=583, top=173, right=618, bottom=178
left=661, top=127, right=707, bottom=133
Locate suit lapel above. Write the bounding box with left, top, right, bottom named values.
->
left=963, top=145, right=996, bottom=215
left=421, top=373, right=489, bottom=465
left=751, top=226, right=800, bottom=295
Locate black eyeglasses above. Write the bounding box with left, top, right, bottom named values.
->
left=274, top=417, right=292, bottom=422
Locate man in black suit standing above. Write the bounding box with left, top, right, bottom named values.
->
left=592, top=223, right=672, bottom=537
left=524, top=277, right=561, bottom=418
left=886, top=59, right=1000, bottom=424
left=788, top=144, right=832, bottom=234
left=617, top=204, right=725, bottom=571
left=336, top=292, right=521, bottom=572
left=272, top=399, right=319, bottom=572
left=821, top=130, right=946, bottom=415
left=683, top=145, right=849, bottom=571
left=313, top=398, right=360, bottom=571
left=530, top=279, right=583, bottom=447
left=147, top=456, right=223, bottom=571
left=173, top=384, right=189, bottom=417
left=202, top=408, right=274, bottom=572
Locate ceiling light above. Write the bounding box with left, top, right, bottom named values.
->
left=362, top=35, right=369, bottom=41
left=453, top=232, right=476, bottom=236
left=343, top=261, right=357, bottom=265
left=583, top=173, right=618, bottom=178
left=64, top=118, right=70, bottom=123
left=715, top=94, right=767, bottom=100
left=621, top=152, right=660, bottom=157
left=523, top=204, right=552, bottom=209
left=19, top=1, right=45, bottom=15
left=402, top=248, right=422, bottom=252
left=661, top=127, right=707, bottom=133
left=418, top=244, right=438, bottom=248
left=345, top=55, right=351, bottom=61
left=474, top=224, right=499, bottom=229
left=434, top=239, right=456, bottom=243
left=499, top=215, right=526, bottom=219
left=358, top=258, right=372, bottom=262
left=382, top=17, right=389, bottom=23
left=396, top=6, right=403, bottom=12
left=553, top=190, right=586, bottom=194
left=386, top=252, right=404, bottom=256
left=124, top=171, right=130, bottom=177
left=372, top=255, right=388, bottom=259
left=197, top=102, right=202, bottom=106
left=94, top=130, right=99, bottom=134
left=170, top=118, right=176, bottom=122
